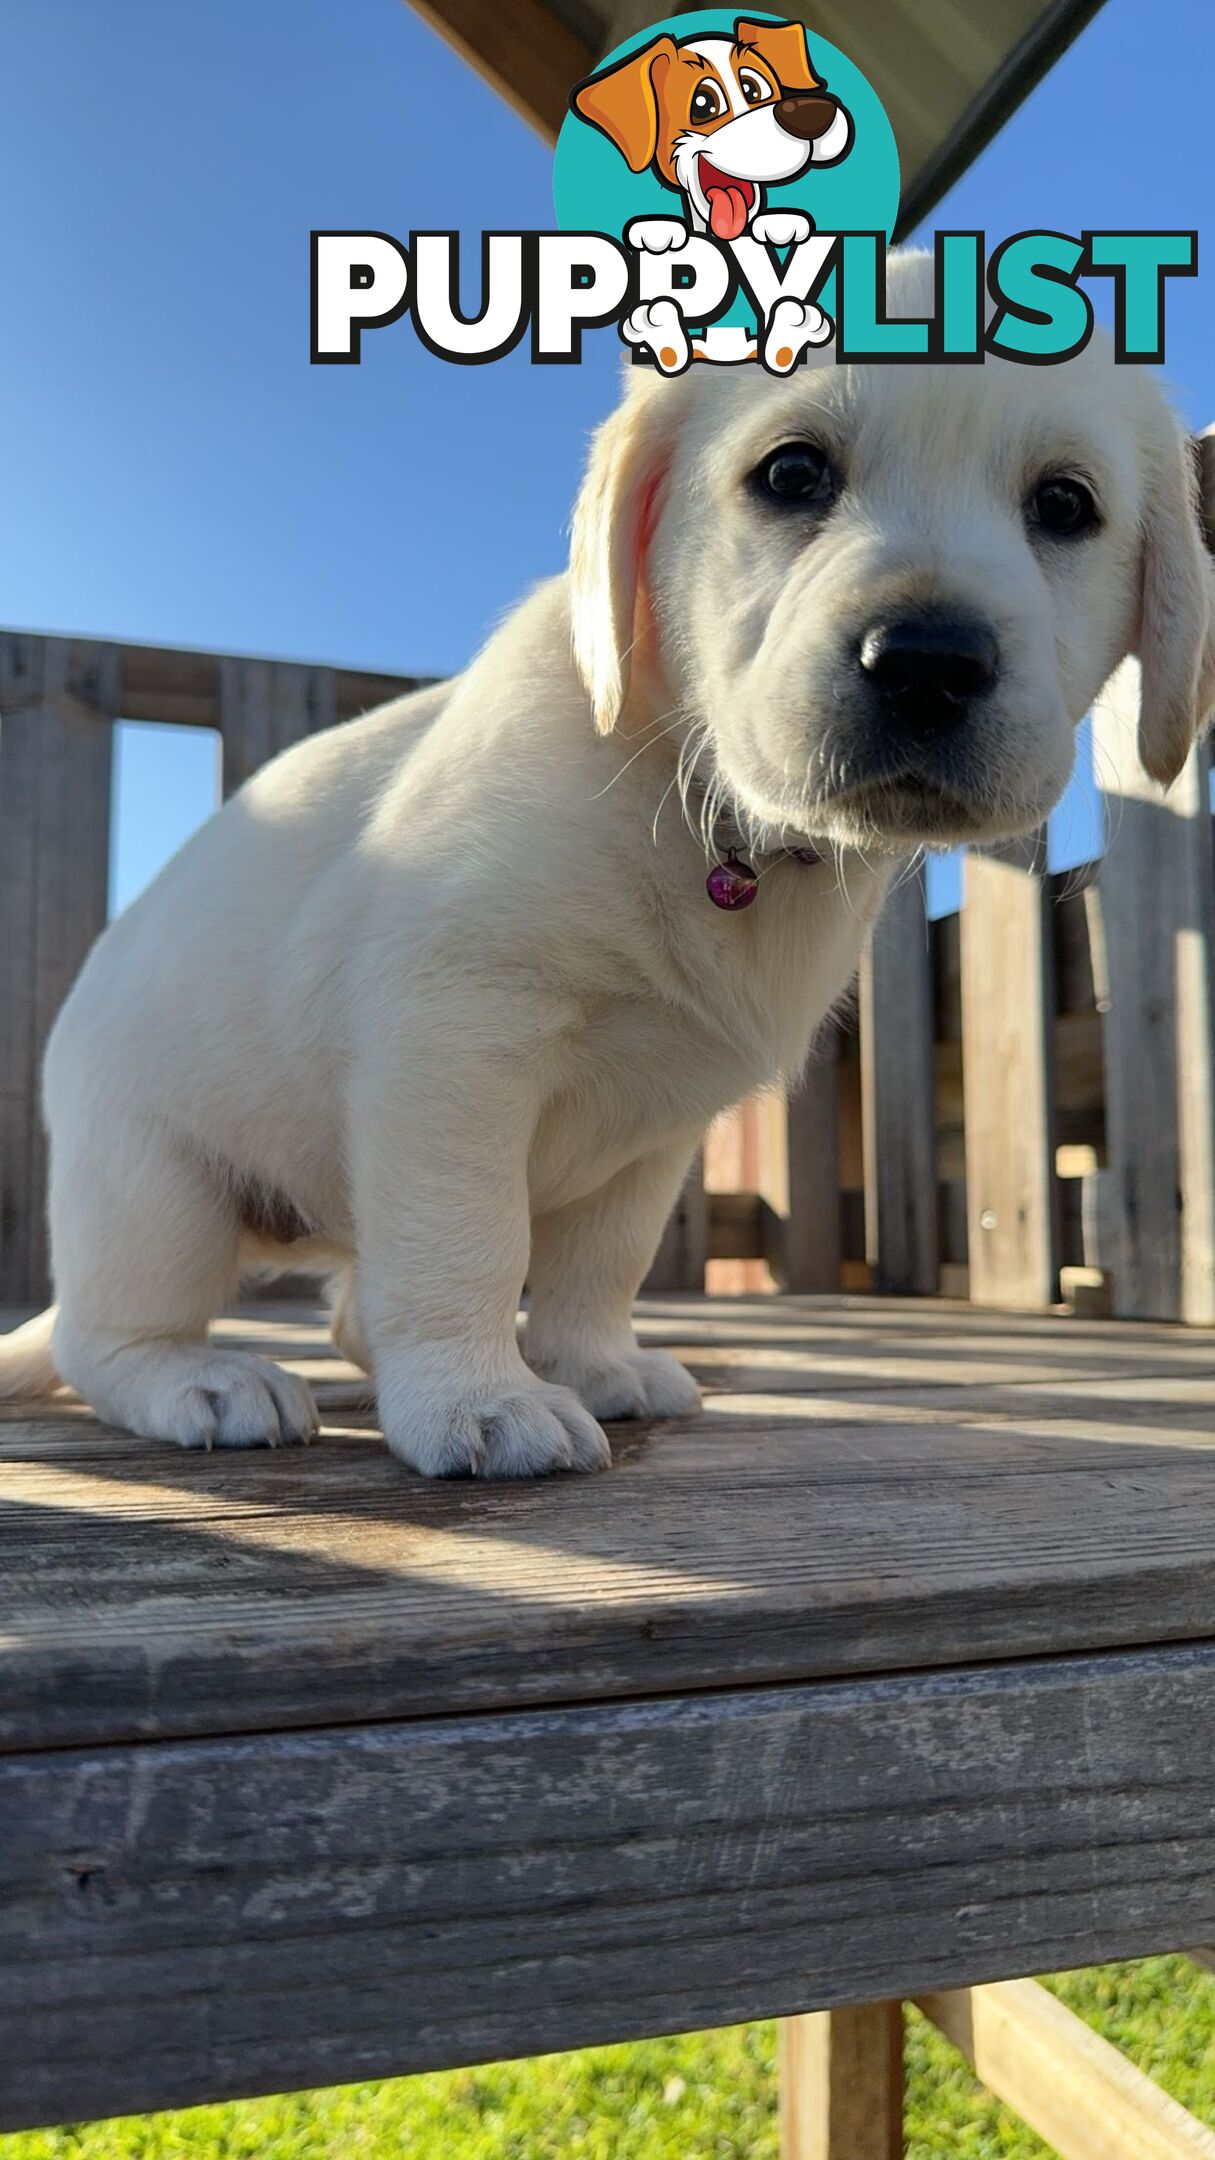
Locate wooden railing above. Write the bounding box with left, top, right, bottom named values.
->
left=0, top=632, right=423, bottom=1303
left=2, top=630, right=1214, bottom=1323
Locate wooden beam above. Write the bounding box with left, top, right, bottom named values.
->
left=860, top=864, right=938, bottom=1293
left=408, top=0, right=595, bottom=141
left=4, top=1641, right=1215, bottom=2132
left=961, top=833, right=1059, bottom=1306
left=1094, top=659, right=1215, bottom=1321
left=917, top=1977, right=1215, bottom=2160
left=780, top=2003, right=903, bottom=2160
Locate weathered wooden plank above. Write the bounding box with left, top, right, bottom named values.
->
left=782, top=1030, right=843, bottom=1291
left=917, top=1977, right=1215, bottom=2160
left=3, top=1297, right=1215, bottom=1750
left=1, top=1643, right=1212, bottom=2131
left=219, top=658, right=338, bottom=795
left=780, top=2003, right=903, bottom=2160
left=961, top=834, right=1059, bottom=1307
left=860, top=864, right=938, bottom=1293
left=0, top=637, right=117, bottom=1304
left=1094, top=660, right=1215, bottom=1321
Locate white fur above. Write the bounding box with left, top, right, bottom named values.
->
left=2, top=254, right=1211, bottom=1475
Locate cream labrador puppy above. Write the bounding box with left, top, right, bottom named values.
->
left=2, top=252, right=1212, bottom=1473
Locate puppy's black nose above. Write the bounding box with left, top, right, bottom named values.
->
left=858, top=615, right=999, bottom=709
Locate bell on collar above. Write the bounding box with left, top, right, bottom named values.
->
left=706, top=847, right=759, bottom=911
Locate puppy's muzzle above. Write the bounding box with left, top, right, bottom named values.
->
left=857, top=612, right=1000, bottom=729
left=774, top=91, right=846, bottom=142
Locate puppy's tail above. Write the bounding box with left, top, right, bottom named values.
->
left=0, top=1307, right=60, bottom=1401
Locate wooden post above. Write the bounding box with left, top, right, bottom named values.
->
left=961, top=832, right=1059, bottom=1307
left=219, top=659, right=337, bottom=795
left=1093, top=659, right=1215, bottom=1321
left=644, top=1149, right=708, bottom=1292
left=781, top=1027, right=842, bottom=1292
left=0, top=637, right=117, bottom=1305
left=859, top=864, right=939, bottom=1293
left=780, top=2004, right=904, bottom=2160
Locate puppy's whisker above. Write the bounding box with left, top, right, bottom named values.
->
left=588, top=712, right=687, bottom=801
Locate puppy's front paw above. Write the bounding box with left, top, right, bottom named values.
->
left=750, top=209, right=813, bottom=247
left=762, top=295, right=833, bottom=373
left=621, top=299, right=690, bottom=375
left=530, top=1345, right=701, bottom=1422
left=376, top=1352, right=610, bottom=1478
left=625, top=216, right=690, bottom=254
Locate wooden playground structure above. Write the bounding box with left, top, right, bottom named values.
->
left=3, top=0, right=1215, bottom=2150
left=2, top=621, right=1215, bottom=2154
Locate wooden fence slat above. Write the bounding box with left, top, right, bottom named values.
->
left=0, top=638, right=117, bottom=1304
left=860, top=863, right=939, bottom=1293
left=219, top=659, right=338, bottom=795
left=917, top=1978, right=1215, bottom=2160
left=1093, top=660, right=1215, bottom=1321
left=781, top=1028, right=842, bottom=1291
left=961, top=833, right=1059, bottom=1307
left=780, top=2003, right=904, bottom=2160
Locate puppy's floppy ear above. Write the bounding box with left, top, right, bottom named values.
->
left=570, top=36, right=676, bottom=173
left=734, top=16, right=822, bottom=92
left=1134, top=418, right=1215, bottom=787
left=569, top=382, right=671, bottom=735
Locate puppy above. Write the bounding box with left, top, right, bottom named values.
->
left=572, top=16, right=852, bottom=241
left=2, top=253, right=1212, bottom=1475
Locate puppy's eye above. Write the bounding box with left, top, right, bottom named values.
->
left=751, top=441, right=840, bottom=509
left=739, top=68, right=771, bottom=105
left=1029, top=475, right=1100, bottom=539
left=690, top=82, right=725, bottom=123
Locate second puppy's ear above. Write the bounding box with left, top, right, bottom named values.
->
left=1134, top=419, right=1215, bottom=787
left=569, top=384, right=672, bottom=735
left=570, top=36, right=676, bottom=173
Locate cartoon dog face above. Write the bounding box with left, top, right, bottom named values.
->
left=572, top=16, right=852, bottom=239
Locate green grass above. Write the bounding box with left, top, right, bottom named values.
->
left=7, top=1959, right=1213, bottom=2160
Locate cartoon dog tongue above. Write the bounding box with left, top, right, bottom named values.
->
left=705, top=181, right=750, bottom=241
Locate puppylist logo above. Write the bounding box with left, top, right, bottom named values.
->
left=310, top=8, right=1197, bottom=374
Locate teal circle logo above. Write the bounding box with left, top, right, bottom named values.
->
left=554, top=11, right=899, bottom=251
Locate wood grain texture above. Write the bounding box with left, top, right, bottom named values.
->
left=3, top=1297, right=1215, bottom=1751
left=861, top=865, right=938, bottom=1294
left=961, top=836, right=1059, bottom=1307
left=780, top=2003, right=903, bottom=2160
left=917, top=1978, right=1215, bottom=2159
left=1094, top=661, right=1215, bottom=1322
left=1, top=1640, right=1213, bottom=2131
left=0, top=637, right=117, bottom=1303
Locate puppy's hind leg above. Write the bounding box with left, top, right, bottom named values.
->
left=50, top=1115, right=318, bottom=1449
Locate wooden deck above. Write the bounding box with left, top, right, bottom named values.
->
left=2, top=1293, right=1214, bottom=2133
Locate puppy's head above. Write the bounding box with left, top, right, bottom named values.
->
left=571, top=19, right=851, bottom=240
left=571, top=252, right=1215, bottom=852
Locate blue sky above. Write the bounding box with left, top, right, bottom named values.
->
left=1, top=0, right=1211, bottom=913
